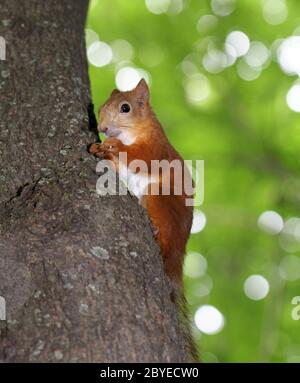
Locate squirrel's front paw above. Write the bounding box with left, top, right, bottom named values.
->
left=89, top=143, right=106, bottom=158
left=89, top=139, right=121, bottom=159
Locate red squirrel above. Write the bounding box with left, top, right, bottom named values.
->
left=89, top=79, right=193, bottom=287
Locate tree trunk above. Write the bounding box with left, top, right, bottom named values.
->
left=0, top=0, right=188, bottom=362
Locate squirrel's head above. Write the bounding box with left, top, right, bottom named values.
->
left=98, top=79, right=150, bottom=141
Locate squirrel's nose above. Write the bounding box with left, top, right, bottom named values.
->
left=98, top=124, right=108, bottom=133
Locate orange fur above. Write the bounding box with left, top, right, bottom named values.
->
left=89, top=79, right=193, bottom=287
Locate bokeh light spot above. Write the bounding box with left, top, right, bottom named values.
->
left=184, top=73, right=211, bottom=106
left=197, top=14, right=218, bottom=34
left=145, top=0, right=171, bottom=14
left=286, top=84, right=300, bottom=112
left=85, top=28, right=99, bottom=48
left=191, top=210, right=207, bottom=234
left=257, top=210, right=284, bottom=235
left=191, top=276, right=213, bottom=297
left=262, top=0, right=288, bottom=26
left=279, top=218, right=300, bottom=253
left=181, top=59, right=198, bottom=77
left=203, top=49, right=227, bottom=74
left=224, top=43, right=237, bottom=67
left=225, top=31, right=250, bottom=57
left=244, top=275, right=270, bottom=300
left=194, top=305, right=225, bottom=334
left=168, top=0, right=184, bottom=14
left=283, top=217, right=300, bottom=241
left=277, top=36, right=300, bottom=76
left=111, top=39, right=134, bottom=63
left=237, top=59, right=261, bottom=81
left=211, top=0, right=236, bottom=17
left=115, top=67, right=150, bottom=91
left=87, top=41, right=113, bottom=67
left=245, top=41, right=270, bottom=68
left=184, top=252, right=208, bottom=278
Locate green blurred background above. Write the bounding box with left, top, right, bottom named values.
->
left=86, top=0, right=300, bottom=362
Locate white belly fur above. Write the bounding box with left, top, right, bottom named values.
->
left=117, top=131, right=136, bottom=145
left=113, top=130, right=156, bottom=201
left=118, top=163, right=157, bottom=202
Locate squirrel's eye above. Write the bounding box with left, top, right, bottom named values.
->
left=120, top=103, right=131, bottom=113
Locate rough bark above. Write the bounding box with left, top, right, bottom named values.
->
left=0, top=0, right=188, bottom=362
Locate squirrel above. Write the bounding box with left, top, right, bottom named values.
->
left=89, top=79, right=194, bottom=288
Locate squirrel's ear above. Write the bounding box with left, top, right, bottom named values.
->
left=134, top=78, right=149, bottom=102
left=110, top=88, right=120, bottom=97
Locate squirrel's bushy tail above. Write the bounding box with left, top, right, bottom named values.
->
left=172, top=286, right=200, bottom=363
